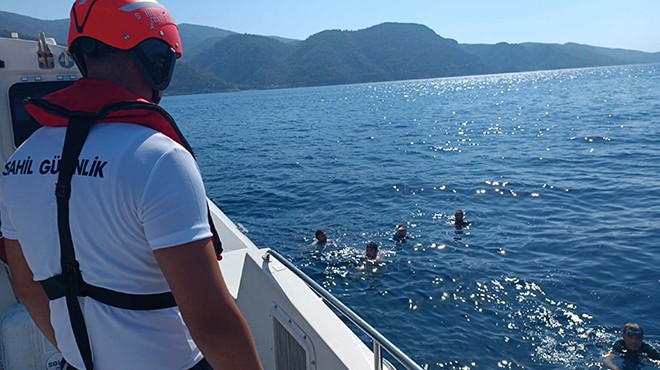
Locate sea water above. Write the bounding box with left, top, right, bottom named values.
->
left=163, top=64, right=660, bottom=369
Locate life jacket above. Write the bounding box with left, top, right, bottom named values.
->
left=24, top=78, right=223, bottom=369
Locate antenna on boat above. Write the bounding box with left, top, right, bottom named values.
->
left=37, top=32, right=55, bottom=69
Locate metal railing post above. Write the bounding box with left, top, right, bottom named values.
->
left=373, top=341, right=383, bottom=370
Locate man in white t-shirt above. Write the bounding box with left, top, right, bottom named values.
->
left=0, top=1, right=262, bottom=369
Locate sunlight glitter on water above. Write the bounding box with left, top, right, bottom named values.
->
left=167, top=63, right=660, bottom=369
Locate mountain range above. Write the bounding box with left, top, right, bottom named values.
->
left=2, top=10, right=659, bottom=96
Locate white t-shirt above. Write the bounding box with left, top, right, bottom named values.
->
left=0, top=123, right=212, bottom=369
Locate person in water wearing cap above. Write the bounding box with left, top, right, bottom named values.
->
left=393, top=224, right=407, bottom=242
left=0, top=1, right=262, bottom=369
left=603, top=323, right=660, bottom=369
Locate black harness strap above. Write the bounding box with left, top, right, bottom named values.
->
left=55, top=113, right=96, bottom=370
left=40, top=275, right=176, bottom=310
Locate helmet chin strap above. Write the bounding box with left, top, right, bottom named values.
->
left=152, top=90, right=162, bottom=104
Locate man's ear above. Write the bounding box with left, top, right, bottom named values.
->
left=80, top=37, right=99, bottom=54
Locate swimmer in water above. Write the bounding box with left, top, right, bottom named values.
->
left=603, top=323, right=660, bottom=370
left=454, top=210, right=470, bottom=230
left=355, top=241, right=383, bottom=271
left=365, top=241, right=379, bottom=259
left=313, top=229, right=328, bottom=245
left=393, top=224, right=407, bottom=242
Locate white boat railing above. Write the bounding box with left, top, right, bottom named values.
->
left=264, top=250, right=424, bottom=370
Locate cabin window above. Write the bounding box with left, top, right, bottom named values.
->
left=8, top=81, right=73, bottom=147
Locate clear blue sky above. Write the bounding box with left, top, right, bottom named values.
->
left=2, top=0, right=659, bottom=52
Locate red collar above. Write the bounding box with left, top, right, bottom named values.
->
left=25, top=78, right=186, bottom=147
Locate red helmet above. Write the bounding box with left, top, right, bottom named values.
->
left=68, top=0, right=182, bottom=94
left=68, top=0, right=182, bottom=56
